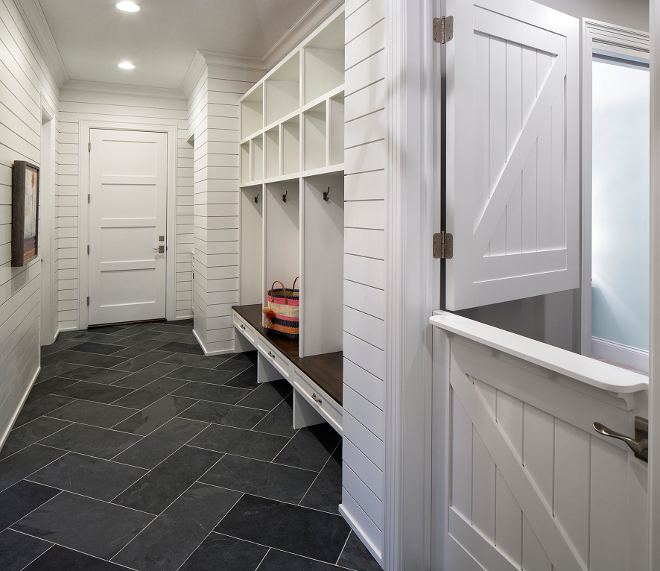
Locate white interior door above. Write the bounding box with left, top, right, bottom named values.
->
left=88, top=129, right=168, bottom=325
left=444, top=0, right=580, bottom=311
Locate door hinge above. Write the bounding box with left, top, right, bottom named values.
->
left=87, top=245, right=90, bottom=255
left=88, top=142, right=91, bottom=152
left=433, top=16, right=453, bottom=44
left=88, top=194, right=90, bottom=204
left=433, top=232, right=453, bottom=259
left=86, top=297, right=90, bottom=307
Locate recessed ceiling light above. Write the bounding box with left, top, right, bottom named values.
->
left=116, top=2, right=140, bottom=12
left=118, top=62, right=135, bottom=70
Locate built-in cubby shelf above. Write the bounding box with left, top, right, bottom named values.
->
left=237, top=6, right=345, bottom=383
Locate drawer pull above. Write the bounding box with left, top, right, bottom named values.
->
left=268, top=351, right=275, bottom=359
left=240, top=324, right=246, bottom=330
left=311, top=393, right=322, bottom=405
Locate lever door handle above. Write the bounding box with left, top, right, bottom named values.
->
left=153, top=246, right=165, bottom=253
left=593, top=416, right=648, bottom=461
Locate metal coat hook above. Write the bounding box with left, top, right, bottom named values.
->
left=254, top=194, right=259, bottom=204
left=282, top=190, right=288, bottom=203
left=323, top=187, right=330, bottom=203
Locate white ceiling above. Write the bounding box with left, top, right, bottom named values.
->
left=37, top=0, right=318, bottom=90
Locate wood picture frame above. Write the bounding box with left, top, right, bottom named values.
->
left=11, top=161, right=39, bottom=267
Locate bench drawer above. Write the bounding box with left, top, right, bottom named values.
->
left=293, top=370, right=342, bottom=434
left=256, top=337, right=290, bottom=379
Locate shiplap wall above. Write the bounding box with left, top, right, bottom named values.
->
left=189, top=63, right=261, bottom=354
left=340, top=0, right=387, bottom=564
left=57, top=86, right=193, bottom=328
left=0, top=0, right=59, bottom=445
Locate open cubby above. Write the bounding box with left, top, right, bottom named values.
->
left=240, top=142, right=250, bottom=183
left=251, top=135, right=263, bottom=181
left=329, top=95, right=344, bottom=166
left=265, top=127, right=280, bottom=179
left=240, top=186, right=263, bottom=305
left=303, top=16, right=345, bottom=104
left=304, top=103, right=326, bottom=171
left=282, top=117, right=300, bottom=175
left=264, top=180, right=300, bottom=307
left=301, top=174, right=344, bottom=357
left=241, top=85, right=264, bottom=139
left=266, top=53, right=300, bottom=126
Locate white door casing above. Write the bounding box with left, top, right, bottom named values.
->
left=88, top=129, right=168, bottom=325
left=444, top=0, right=580, bottom=311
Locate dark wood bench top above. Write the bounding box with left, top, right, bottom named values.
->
left=233, top=304, right=343, bottom=406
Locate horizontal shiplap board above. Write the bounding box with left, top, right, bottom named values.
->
left=345, top=228, right=385, bottom=259
left=344, top=81, right=386, bottom=123
left=345, top=19, right=386, bottom=70
left=343, top=333, right=385, bottom=382
left=344, top=253, right=385, bottom=290
left=343, top=435, right=385, bottom=500
left=344, top=384, right=384, bottom=438
left=343, top=462, right=384, bottom=529
left=346, top=0, right=386, bottom=44
left=344, top=280, right=385, bottom=320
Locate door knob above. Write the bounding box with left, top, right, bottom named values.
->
left=153, top=246, right=165, bottom=253
left=593, top=416, right=648, bottom=461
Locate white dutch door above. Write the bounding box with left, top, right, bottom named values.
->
left=444, top=0, right=580, bottom=310
left=88, top=129, right=168, bottom=325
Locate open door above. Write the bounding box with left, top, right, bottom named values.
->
left=444, top=0, right=580, bottom=310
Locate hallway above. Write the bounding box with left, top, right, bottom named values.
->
left=0, top=320, right=378, bottom=571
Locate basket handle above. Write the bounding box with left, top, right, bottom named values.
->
left=270, top=281, right=288, bottom=305
left=292, top=277, right=299, bottom=290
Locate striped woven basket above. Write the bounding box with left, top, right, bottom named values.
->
left=262, top=278, right=299, bottom=339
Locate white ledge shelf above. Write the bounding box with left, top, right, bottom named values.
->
left=430, top=311, right=649, bottom=394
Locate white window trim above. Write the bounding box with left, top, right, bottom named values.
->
left=77, top=120, right=178, bottom=329
left=580, top=19, right=650, bottom=370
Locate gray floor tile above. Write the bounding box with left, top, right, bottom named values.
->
left=0, top=445, right=67, bottom=493
left=173, top=381, right=250, bottom=405
left=157, top=341, right=204, bottom=355
left=45, top=351, right=129, bottom=369
left=22, top=545, right=128, bottom=570
left=35, top=362, right=80, bottom=384
left=27, top=377, right=79, bottom=398
left=111, top=350, right=173, bottom=373
left=58, top=365, right=129, bottom=385
left=215, top=494, right=350, bottom=564
left=111, top=340, right=171, bottom=359
left=300, top=447, right=342, bottom=513
left=69, top=342, right=123, bottom=355
left=112, top=483, right=241, bottom=571
left=28, top=453, right=147, bottom=502
left=0, top=417, right=70, bottom=460
left=337, top=532, right=382, bottom=571
left=167, top=366, right=237, bottom=385
left=113, top=417, right=208, bottom=469
left=237, top=380, right=292, bottom=411
left=49, top=381, right=133, bottom=404
left=13, top=491, right=153, bottom=560
left=46, top=400, right=137, bottom=429
left=0, top=480, right=60, bottom=531
left=215, top=352, right=257, bottom=374
left=189, top=424, right=290, bottom=461
left=111, top=362, right=181, bottom=389
left=179, top=533, right=268, bottom=571
left=200, top=454, right=316, bottom=503
left=178, top=400, right=267, bottom=429
left=113, top=445, right=222, bottom=514
left=224, top=366, right=259, bottom=389
left=252, top=395, right=296, bottom=437
left=257, top=550, right=343, bottom=570
left=40, top=423, right=142, bottom=460
left=112, top=396, right=196, bottom=435
left=111, top=378, right=187, bottom=409
left=274, top=425, right=341, bottom=472
left=160, top=352, right=235, bottom=369
left=0, top=529, right=51, bottom=571
left=12, top=394, right=74, bottom=428
left=41, top=339, right=84, bottom=356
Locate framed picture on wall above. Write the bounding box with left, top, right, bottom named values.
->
left=11, top=161, right=39, bottom=267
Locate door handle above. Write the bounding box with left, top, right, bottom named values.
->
left=153, top=246, right=165, bottom=253
left=593, top=416, right=648, bottom=461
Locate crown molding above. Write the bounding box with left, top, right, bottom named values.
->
left=15, top=0, right=68, bottom=88
left=61, top=79, right=186, bottom=101
left=263, top=0, right=344, bottom=69
left=180, top=51, right=207, bottom=101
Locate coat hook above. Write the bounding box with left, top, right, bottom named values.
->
left=323, top=187, right=330, bottom=203
left=254, top=194, right=259, bottom=204
left=282, top=190, right=288, bottom=203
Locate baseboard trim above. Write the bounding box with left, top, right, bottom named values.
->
left=0, top=365, right=41, bottom=452
left=175, top=314, right=193, bottom=321
left=192, top=329, right=234, bottom=357
left=592, top=336, right=649, bottom=373
left=339, top=503, right=384, bottom=567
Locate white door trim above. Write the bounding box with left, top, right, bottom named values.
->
left=580, top=20, right=650, bottom=356
left=77, top=120, right=177, bottom=329
left=40, top=94, right=56, bottom=344
left=648, top=1, right=660, bottom=566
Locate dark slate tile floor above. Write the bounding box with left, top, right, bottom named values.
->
left=0, top=319, right=381, bottom=571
